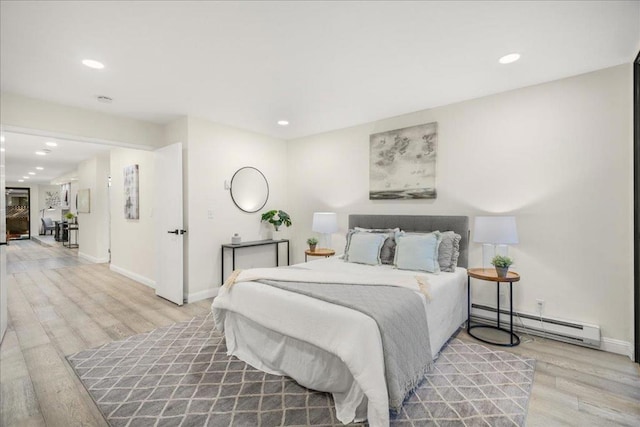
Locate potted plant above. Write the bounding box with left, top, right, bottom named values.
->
left=491, top=255, right=513, bottom=278
left=261, top=210, right=292, bottom=239
left=65, top=212, right=76, bottom=224
left=307, top=237, right=318, bottom=252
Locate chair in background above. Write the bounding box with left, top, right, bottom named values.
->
left=41, top=217, right=55, bottom=235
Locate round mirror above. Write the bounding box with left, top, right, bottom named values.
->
left=230, top=167, right=269, bottom=213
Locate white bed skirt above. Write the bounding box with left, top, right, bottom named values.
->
left=224, top=312, right=369, bottom=422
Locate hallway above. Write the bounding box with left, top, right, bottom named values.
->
left=0, top=240, right=212, bottom=426
left=6, top=237, right=89, bottom=274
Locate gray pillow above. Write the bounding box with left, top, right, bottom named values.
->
left=438, top=231, right=462, bottom=272
left=353, top=227, right=399, bottom=264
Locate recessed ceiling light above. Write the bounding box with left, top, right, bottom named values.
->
left=28, top=172, right=35, bottom=175
left=0, top=135, right=4, bottom=142
left=36, top=167, right=44, bottom=170
left=277, top=120, right=289, bottom=126
left=35, top=151, right=47, bottom=156
left=23, top=176, right=29, bottom=179
left=18, top=179, right=24, bottom=182
left=45, top=141, right=57, bottom=147
left=499, top=53, right=521, bottom=64
left=82, top=59, right=105, bottom=69
left=0, top=148, right=4, bottom=152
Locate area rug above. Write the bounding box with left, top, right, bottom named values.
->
left=67, top=315, right=535, bottom=426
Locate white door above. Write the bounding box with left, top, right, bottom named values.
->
left=155, top=143, right=184, bottom=305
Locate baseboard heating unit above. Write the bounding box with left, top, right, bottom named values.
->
left=470, top=304, right=601, bottom=348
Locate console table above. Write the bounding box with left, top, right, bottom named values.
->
left=54, top=221, right=68, bottom=242
left=64, top=223, right=79, bottom=249
left=221, top=239, right=290, bottom=283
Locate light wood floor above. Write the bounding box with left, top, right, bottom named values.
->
left=1, top=240, right=212, bottom=426
left=1, top=240, right=639, bottom=426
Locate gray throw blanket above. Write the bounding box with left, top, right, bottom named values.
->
left=258, top=279, right=433, bottom=412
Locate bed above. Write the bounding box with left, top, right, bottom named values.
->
left=212, top=214, right=469, bottom=426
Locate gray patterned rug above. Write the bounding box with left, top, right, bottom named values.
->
left=67, top=315, right=535, bottom=427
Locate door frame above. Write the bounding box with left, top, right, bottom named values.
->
left=5, top=186, right=31, bottom=240
left=634, top=50, right=639, bottom=363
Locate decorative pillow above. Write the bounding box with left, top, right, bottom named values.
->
left=343, top=229, right=358, bottom=260
left=394, top=231, right=442, bottom=273
left=353, top=227, right=399, bottom=264
left=438, top=231, right=462, bottom=272
left=345, top=232, right=386, bottom=265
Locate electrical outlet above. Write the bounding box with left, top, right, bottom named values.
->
left=536, top=299, right=545, bottom=314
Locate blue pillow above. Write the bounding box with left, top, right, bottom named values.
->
left=354, top=227, right=399, bottom=265
left=345, top=232, right=386, bottom=265
left=394, top=231, right=442, bottom=273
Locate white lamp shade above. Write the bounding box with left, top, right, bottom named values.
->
left=312, top=212, right=338, bottom=234
left=473, top=216, right=519, bottom=244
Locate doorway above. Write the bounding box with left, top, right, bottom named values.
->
left=5, top=187, right=30, bottom=240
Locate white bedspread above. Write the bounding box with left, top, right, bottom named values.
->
left=211, top=258, right=467, bottom=426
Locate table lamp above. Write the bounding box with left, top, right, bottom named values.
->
left=473, top=216, right=519, bottom=268
left=312, top=212, right=338, bottom=249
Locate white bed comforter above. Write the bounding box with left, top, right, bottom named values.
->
left=211, top=258, right=467, bottom=426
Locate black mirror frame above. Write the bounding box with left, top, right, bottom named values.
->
left=230, top=166, right=270, bottom=213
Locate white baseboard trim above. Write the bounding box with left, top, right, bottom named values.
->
left=78, top=252, right=109, bottom=263
left=109, top=264, right=156, bottom=289
left=187, top=287, right=219, bottom=303
left=601, top=337, right=635, bottom=361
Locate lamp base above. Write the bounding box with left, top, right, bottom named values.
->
left=482, top=244, right=509, bottom=269
left=319, top=234, right=332, bottom=250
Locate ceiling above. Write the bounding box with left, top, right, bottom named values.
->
left=2, top=132, right=110, bottom=185
left=0, top=1, right=638, bottom=140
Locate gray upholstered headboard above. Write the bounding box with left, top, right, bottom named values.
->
left=348, top=215, right=470, bottom=268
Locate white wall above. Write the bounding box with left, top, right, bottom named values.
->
left=77, top=153, right=110, bottom=262
left=287, top=64, right=634, bottom=345
left=69, top=181, right=78, bottom=216
left=0, top=92, right=164, bottom=149
left=186, top=117, right=288, bottom=301
left=109, top=148, right=157, bottom=287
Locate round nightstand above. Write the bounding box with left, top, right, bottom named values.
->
left=304, top=248, right=335, bottom=262
left=467, top=268, right=521, bottom=347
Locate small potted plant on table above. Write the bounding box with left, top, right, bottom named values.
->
left=491, top=255, right=513, bottom=278
left=65, top=212, right=76, bottom=224
left=307, top=237, right=318, bottom=252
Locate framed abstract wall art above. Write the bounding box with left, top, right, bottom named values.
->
left=124, top=164, right=139, bottom=219
left=60, top=182, right=71, bottom=207
left=369, top=122, right=438, bottom=200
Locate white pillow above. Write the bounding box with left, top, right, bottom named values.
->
left=345, top=232, right=386, bottom=265
left=394, top=231, right=442, bottom=273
